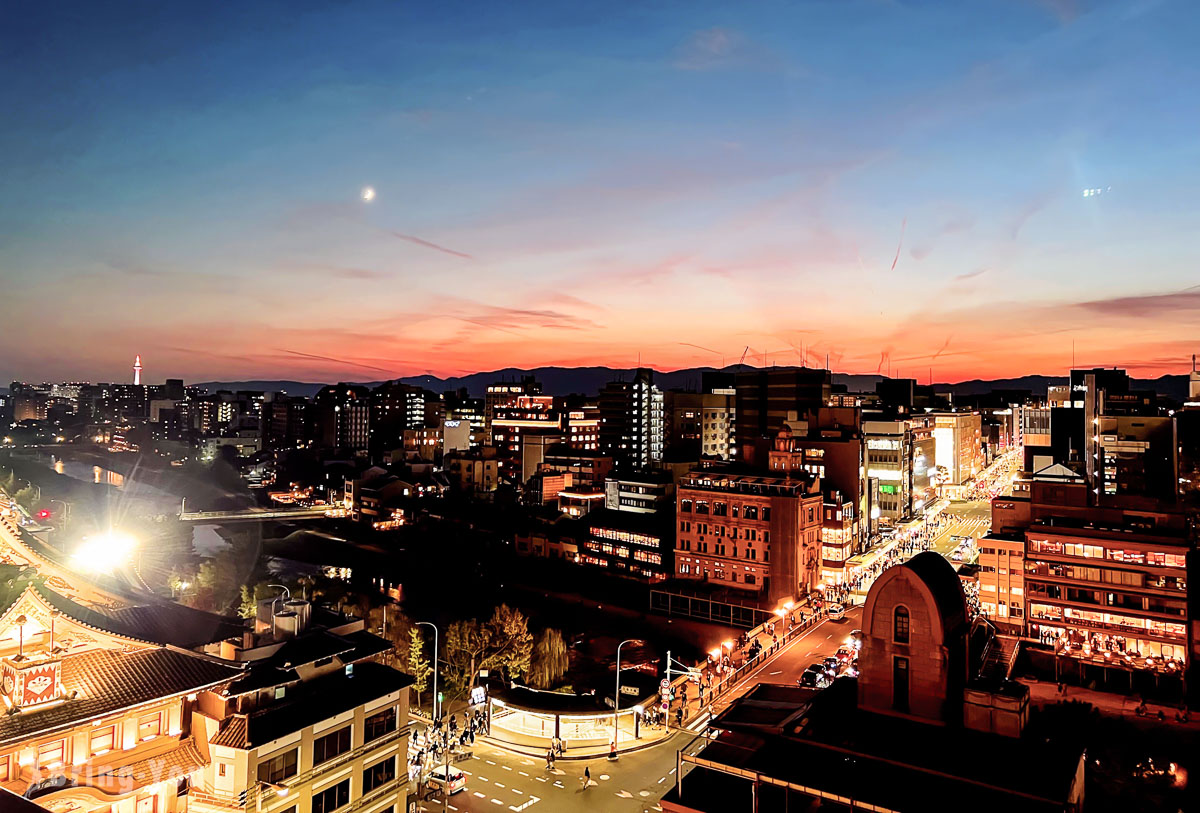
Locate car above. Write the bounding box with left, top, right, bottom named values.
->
left=428, top=766, right=468, bottom=795
left=827, top=604, right=845, bottom=621
left=799, top=667, right=830, bottom=688
left=822, top=656, right=840, bottom=673
left=951, top=551, right=964, bottom=562
left=836, top=646, right=855, bottom=662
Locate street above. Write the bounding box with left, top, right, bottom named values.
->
left=410, top=725, right=685, bottom=813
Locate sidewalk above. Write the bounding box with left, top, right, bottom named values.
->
left=480, top=727, right=673, bottom=760
left=1021, top=679, right=1198, bottom=729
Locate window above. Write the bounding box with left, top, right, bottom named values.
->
left=38, top=739, right=65, bottom=767
left=138, top=712, right=162, bottom=740
left=893, top=607, right=910, bottom=644
left=313, top=727, right=352, bottom=766
left=312, top=779, right=351, bottom=813
left=893, top=657, right=909, bottom=712
left=362, top=756, right=396, bottom=793
left=680, top=500, right=692, bottom=513
left=744, top=574, right=756, bottom=585
left=743, top=506, right=758, bottom=520
left=257, top=748, right=299, bottom=784
left=90, top=725, right=116, bottom=756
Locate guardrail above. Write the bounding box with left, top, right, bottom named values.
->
left=665, top=605, right=832, bottom=725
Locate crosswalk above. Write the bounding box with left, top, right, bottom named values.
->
left=948, top=517, right=990, bottom=536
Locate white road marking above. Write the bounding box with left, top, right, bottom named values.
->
left=511, top=788, right=524, bottom=795
left=491, top=799, right=504, bottom=806
left=535, top=776, right=546, bottom=783
left=599, top=774, right=610, bottom=780
left=495, top=782, right=506, bottom=788
left=486, top=760, right=496, bottom=765
left=510, top=796, right=541, bottom=812
left=503, top=765, right=513, bottom=771
left=518, top=771, right=529, bottom=776
left=657, top=776, right=667, bottom=784
left=474, top=791, right=486, bottom=798
left=640, top=790, right=651, bottom=796
left=669, top=768, right=677, bottom=775
left=479, top=776, right=489, bottom=782
left=616, top=790, right=634, bottom=798
left=768, top=670, right=781, bottom=675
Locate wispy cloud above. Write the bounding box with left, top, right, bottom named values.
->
left=673, top=27, right=789, bottom=73
left=1072, top=286, right=1200, bottom=318
left=386, top=230, right=474, bottom=260
left=276, top=349, right=395, bottom=373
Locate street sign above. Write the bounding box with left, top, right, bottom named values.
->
left=659, top=678, right=670, bottom=690
left=661, top=701, right=669, bottom=711
left=620, top=685, right=639, bottom=696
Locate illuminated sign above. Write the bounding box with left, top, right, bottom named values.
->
left=470, top=686, right=487, bottom=706
left=444, top=420, right=462, bottom=428
left=2, top=658, right=62, bottom=708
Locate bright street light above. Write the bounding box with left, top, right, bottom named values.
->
left=72, top=530, right=138, bottom=574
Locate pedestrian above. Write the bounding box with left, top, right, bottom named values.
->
left=583, top=766, right=591, bottom=789
left=546, top=748, right=554, bottom=769
left=609, top=740, right=617, bottom=760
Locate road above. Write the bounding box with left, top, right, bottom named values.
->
left=411, top=726, right=684, bottom=813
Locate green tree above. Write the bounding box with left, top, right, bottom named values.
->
left=407, top=628, right=432, bottom=708
left=529, top=628, right=569, bottom=689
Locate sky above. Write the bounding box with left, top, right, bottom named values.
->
left=2, top=0, right=1199, bottom=385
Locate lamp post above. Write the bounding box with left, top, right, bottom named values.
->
left=416, top=621, right=440, bottom=723
left=614, top=639, right=637, bottom=753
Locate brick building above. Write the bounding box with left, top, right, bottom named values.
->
left=675, top=471, right=823, bottom=604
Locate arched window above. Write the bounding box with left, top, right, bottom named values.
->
left=894, top=606, right=910, bottom=644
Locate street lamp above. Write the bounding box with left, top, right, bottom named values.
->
left=415, top=621, right=440, bottom=722
left=614, top=638, right=637, bottom=753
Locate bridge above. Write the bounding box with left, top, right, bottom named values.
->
left=178, top=506, right=334, bottom=523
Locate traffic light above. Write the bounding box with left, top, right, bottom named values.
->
left=36, top=510, right=51, bottom=520
left=437, top=692, right=444, bottom=704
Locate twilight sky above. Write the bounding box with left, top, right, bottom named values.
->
left=2, top=0, right=1199, bottom=385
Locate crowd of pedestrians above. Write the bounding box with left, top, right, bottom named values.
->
left=408, top=710, right=490, bottom=781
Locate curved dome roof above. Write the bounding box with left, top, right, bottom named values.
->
left=902, top=551, right=968, bottom=635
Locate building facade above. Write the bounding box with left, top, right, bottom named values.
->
left=675, top=471, right=823, bottom=604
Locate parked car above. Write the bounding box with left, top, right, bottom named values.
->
left=799, top=667, right=830, bottom=688
left=827, top=604, right=846, bottom=621
left=823, top=656, right=840, bottom=673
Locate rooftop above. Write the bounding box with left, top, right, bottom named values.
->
left=0, top=647, right=242, bottom=747
left=212, top=661, right=412, bottom=749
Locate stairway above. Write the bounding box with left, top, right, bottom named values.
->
left=978, top=634, right=1020, bottom=681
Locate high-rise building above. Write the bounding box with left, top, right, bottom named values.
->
left=863, top=416, right=936, bottom=524
left=930, top=412, right=983, bottom=487
left=734, top=367, right=832, bottom=465
left=315, top=383, right=371, bottom=452
left=485, top=376, right=542, bottom=434
left=599, top=368, right=664, bottom=467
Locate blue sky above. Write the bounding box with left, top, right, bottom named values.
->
left=2, top=0, right=1198, bottom=383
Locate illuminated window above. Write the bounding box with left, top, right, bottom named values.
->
left=91, top=725, right=116, bottom=755
left=38, top=739, right=65, bottom=767
left=138, top=712, right=162, bottom=740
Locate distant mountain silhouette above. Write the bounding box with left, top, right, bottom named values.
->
left=195, top=367, right=1190, bottom=401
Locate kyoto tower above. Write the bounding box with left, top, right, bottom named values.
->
left=133, top=354, right=143, bottom=385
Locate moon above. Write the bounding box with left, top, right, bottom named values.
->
left=361, top=186, right=376, bottom=202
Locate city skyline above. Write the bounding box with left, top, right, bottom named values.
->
left=3, top=1, right=1199, bottom=385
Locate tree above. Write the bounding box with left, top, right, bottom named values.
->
left=407, top=628, right=432, bottom=708
left=529, top=628, right=569, bottom=689
left=482, top=603, right=533, bottom=682
left=443, top=604, right=534, bottom=697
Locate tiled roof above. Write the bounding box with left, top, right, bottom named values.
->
left=210, top=715, right=249, bottom=749
left=34, top=583, right=245, bottom=648
left=0, top=648, right=243, bottom=746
